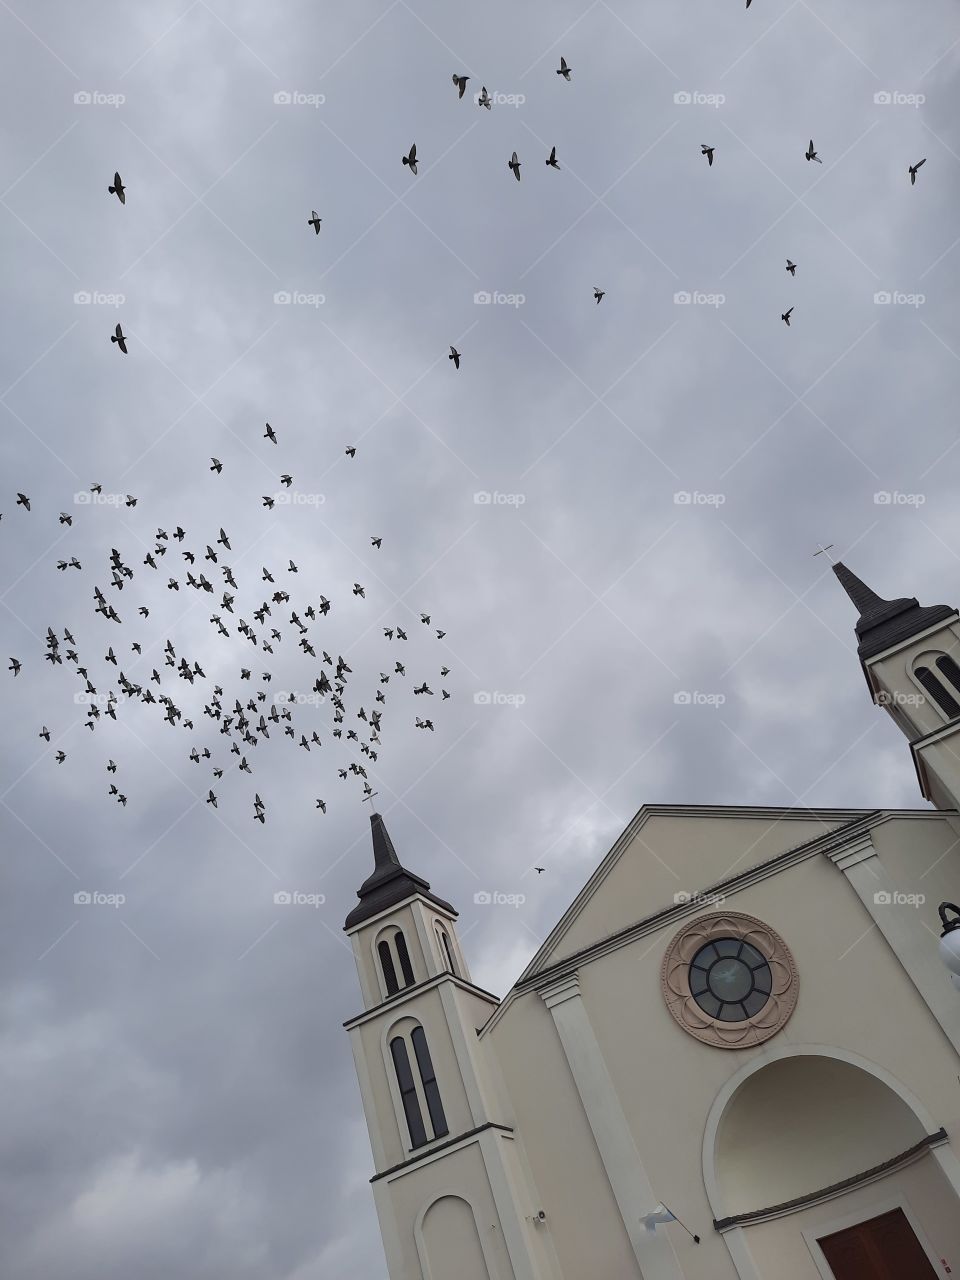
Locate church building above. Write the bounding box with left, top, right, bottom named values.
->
left=342, top=563, right=960, bottom=1280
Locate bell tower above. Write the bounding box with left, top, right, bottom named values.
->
left=833, top=561, right=960, bottom=811
left=343, top=811, right=555, bottom=1280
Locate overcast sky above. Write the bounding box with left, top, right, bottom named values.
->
left=2, top=1, right=959, bottom=1276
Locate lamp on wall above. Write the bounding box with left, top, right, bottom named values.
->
left=938, top=903, right=960, bottom=992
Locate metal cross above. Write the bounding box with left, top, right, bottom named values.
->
left=813, top=543, right=835, bottom=558
left=363, top=791, right=379, bottom=811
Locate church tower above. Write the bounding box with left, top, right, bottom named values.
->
left=833, top=561, right=960, bottom=813
left=343, top=812, right=555, bottom=1280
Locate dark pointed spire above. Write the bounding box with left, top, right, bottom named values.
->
left=344, top=812, right=456, bottom=931
left=833, top=561, right=956, bottom=659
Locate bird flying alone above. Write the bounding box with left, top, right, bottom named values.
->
left=701, top=144, right=715, bottom=167
left=448, top=346, right=460, bottom=369
left=909, top=159, right=926, bottom=185
left=593, top=287, right=605, bottom=304
left=402, top=143, right=418, bottom=175
left=546, top=146, right=560, bottom=169
left=781, top=307, right=793, bottom=326
left=308, top=210, right=322, bottom=233
left=109, top=171, right=125, bottom=204
left=478, top=85, right=492, bottom=110
left=556, top=57, right=571, bottom=80
left=786, top=259, right=796, bottom=276
left=111, top=323, right=128, bottom=353
left=452, top=73, right=469, bottom=98
left=805, top=139, right=822, bottom=163
left=508, top=151, right=521, bottom=181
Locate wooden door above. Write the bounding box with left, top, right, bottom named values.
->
left=818, top=1207, right=939, bottom=1279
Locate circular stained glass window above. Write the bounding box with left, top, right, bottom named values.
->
left=688, top=937, right=772, bottom=1022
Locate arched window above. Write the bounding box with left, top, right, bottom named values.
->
left=378, top=940, right=399, bottom=996
left=395, top=930, right=415, bottom=987
left=411, top=1026, right=448, bottom=1139
left=914, top=665, right=960, bottom=719
left=935, top=654, right=960, bottom=696
left=436, top=927, right=458, bottom=977
left=390, top=1036, right=427, bottom=1148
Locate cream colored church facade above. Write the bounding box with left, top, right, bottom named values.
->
left=343, top=564, right=960, bottom=1280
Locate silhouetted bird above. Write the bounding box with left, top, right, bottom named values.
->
left=781, top=307, right=793, bottom=326
left=308, top=210, right=322, bottom=233
left=402, top=143, right=418, bottom=175
left=109, top=171, right=125, bottom=204
left=452, top=73, right=469, bottom=98
left=546, top=146, right=560, bottom=169
left=556, top=57, right=571, bottom=81
left=909, top=159, right=926, bottom=185
left=111, top=323, right=128, bottom=353
left=805, top=139, right=822, bottom=163
left=786, top=259, right=796, bottom=276
left=448, top=346, right=461, bottom=369
left=508, top=151, right=521, bottom=181
left=701, top=144, right=715, bottom=167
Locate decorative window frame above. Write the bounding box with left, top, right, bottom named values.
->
left=373, top=924, right=415, bottom=1000
left=660, top=911, right=798, bottom=1049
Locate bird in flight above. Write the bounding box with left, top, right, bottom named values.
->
left=448, top=346, right=461, bottom=370
left=111, top=323, right=128, bottom=353
left=109, top=171, right=126, bottom=204
left=534, top=866, right=545, bottom=874
left=786, top=259, right=796, bottom=276
left=909, top=159, right=926, bottom=185
left=746, top=0, right=752, bottom=7
left=264, top=423, right=277, bottom=444
left=371, top=537, right=382, bottom=549
left=16, top=493, right=30, bottom=511
left=345, top=445, right=356, bottom=457
left=508, top=151, right=521, bottom=182
left=210, top=457, right=222, bottom=473
left=9, top=658, right=21, bottom=676
left=593, top=287, right=605, bottom=304
left=546, top=145, right=560, bottom=169
left=805, top=139, right=822, bottom=163
left=701, top=144, right=715, bottom=167
left=308, top=210, right=322, bottom=234
left=477, top=85, right=492, bottom=110
left=402, top=143, right=418, bottom=175
left=781, top=307, right=793, bottom=326
left=556, top=57, right=571, bottom=81
left=452, top=73, right=469, bottom=98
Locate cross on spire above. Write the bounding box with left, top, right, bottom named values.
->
left=362, top=790, right=379, bottom=812
left=813, top=543, right=835, bottom=559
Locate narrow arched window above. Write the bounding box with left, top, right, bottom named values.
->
left=915, top=666, right=960, bottom=718
left=936, top=654, right=960, bottom=696
left=395, top=930, right=415, bottom=987
left=390, top=1036, right=428, bottom=1148
left=438, top=929, right=458, bottom=977
left=411, top=1027, right=448, bottom=1139
left=378, top=940, right=399, bottom=996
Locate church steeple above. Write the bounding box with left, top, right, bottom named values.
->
left=832, top=561, right=955, bottom=660
left=344, top=811, right=456, bottom=931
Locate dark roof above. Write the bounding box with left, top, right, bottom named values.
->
left=833, top=562, right=956, bottom=660
left=343, top=812, right=456, bottom=931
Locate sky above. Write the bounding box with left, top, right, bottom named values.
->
left=1, top=1, right=959, bottom=1276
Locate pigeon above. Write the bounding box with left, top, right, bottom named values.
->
left=477, top=86, right=492, bottom=110
left=59, top=512, right=72, bottom=525
left=280, top=474, right=292, bottom=487
left=16, top=493, right=30, bottom=511
left=207, top=790, right=217, bottom=807
left=786, top=259, right=796, bottom=276
left=546, top=145, right=560, bottom=169
left=435, top=629, right=445, bottom=639
left=39, top=726, right=50, bottom=740
left=746, top=0, right=752, bottom=7
left=353, top=583, right=365, bottom=598
left=556, top=57, right=571, bottom=81
left=210, top=457, right=222, bottom=473
left=108, top=171, right=126, bottom=204
left=371, top=537, right=382, bottom=548
left=508, top=151, right=521, bottom=181
left=909, top=159, right=926, bottom=185
left=111, top=323, right=128, bottom=353
left=593, top=287, right=605, bottom=304
left=345, top=445, right=356, bottom=457
left=316, top=799, right=326, bottom=812
left=781, top=307, right=793, bottom=326
left=448, top=345, right=461, bottom=369
left=262, top=496, right=275, bottom=509
left=308, top=210, right=322, bottom=233
left=264, top=423, right=277, bottom=444
left=701, top=144, right=715, bottom=167
left=805, top=139, right=822, bottom=163
left=402, top=143, right=418, bottom=175
left=534, top=866, right=545, bottom=874
left=55, top=751, right=66, bottom=763
left=452, top=73, right=469, bottom=99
